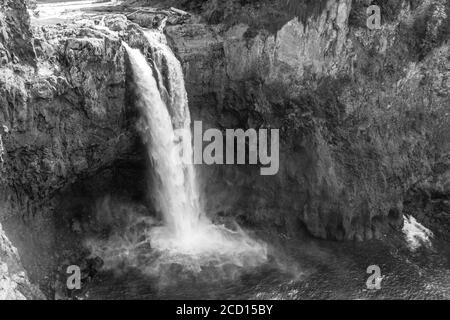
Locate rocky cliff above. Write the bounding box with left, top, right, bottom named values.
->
left=0, top=223, right=43, bottom=299
left=164, top=0, right=449, bottom=240
left=0, top=0, right=448, bottom=298
left=0, top=0, right=38, bottom=299
left=0, top=0, right=36, bottom=65
left=0, top=4, right=142, bottom=297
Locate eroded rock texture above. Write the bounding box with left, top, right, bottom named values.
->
left=0, top=0, right=35, bottom=65
left=0, top=0, right=448, bottom=298
left=0, top=223, right=43, bottom=299
left=164, top=0, right=449, bottom=240
left=0, top=4, right=141, bottom=296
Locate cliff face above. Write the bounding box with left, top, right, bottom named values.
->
left=0, top=0, right=449, bottom=298
left=0, top=0, right=38, bottom=299
left=0, top=4, right=141, bottom=296
left=165, top=0, right=449, bottom=240
left=0, top=223, right=44, bottom=299
left=0, top=0, right=35, bottom=65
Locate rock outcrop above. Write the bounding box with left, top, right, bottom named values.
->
left=0, top=0, right=36, bottom=65
left=0, top=223, right=43, bottom=299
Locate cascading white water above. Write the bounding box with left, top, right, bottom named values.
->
left=143, top=31, right=190, bottom=129
left=123, top=42, right=202, bottom=243
left=143, top=31, right=204, bottom=240
left=99, top=35, right=267, bottom=271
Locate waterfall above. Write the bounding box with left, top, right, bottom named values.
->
left=108, top=35, right=267, bottom=270
left=124, top=41, right=202, bottom=243
left=143, top=31, right=190, bottom=130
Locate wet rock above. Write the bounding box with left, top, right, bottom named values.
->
left=104, top=14, right=128, bottom=32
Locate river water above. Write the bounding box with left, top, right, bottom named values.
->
left=79, top=232, right=450, bottom=300
left=31, top=0, right=120, bottom=25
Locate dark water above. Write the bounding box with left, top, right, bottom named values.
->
left=78, top=232, right=450, bottom=300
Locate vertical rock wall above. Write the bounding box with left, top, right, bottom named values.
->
left=165, top=0, right=449, bottom=240
left=0, top=0, right=36, bottom=65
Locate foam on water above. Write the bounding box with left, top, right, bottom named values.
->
left=402, top=215, right=433, bottom=251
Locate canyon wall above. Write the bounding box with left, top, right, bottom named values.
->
left=0, top=0, right=37, bottom=298
left=0, top=0, right=35, bottom=65
left=0, top=3, right=142, bottom=296
left=0, top=0, right=448, bottom=297
left=164, top=0, right=449, bottom=240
